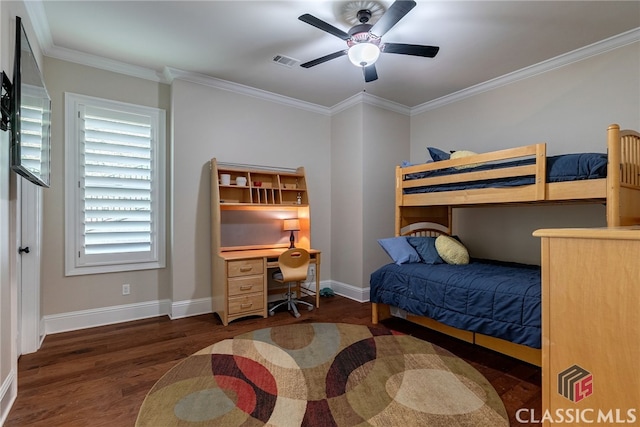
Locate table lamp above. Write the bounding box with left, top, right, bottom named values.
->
left=283, top=218, right=300, bottom=248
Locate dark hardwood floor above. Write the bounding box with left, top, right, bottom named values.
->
left=6, top=296, right=540, bottom=426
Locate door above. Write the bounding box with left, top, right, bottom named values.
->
left=18, top=179, right=42, bottom=354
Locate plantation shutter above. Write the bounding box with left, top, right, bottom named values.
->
left=65, top=93, right=165, bottom=276
left=79, top=104, right=154, bottom=261
left=20, top=92, right=50, bottom=177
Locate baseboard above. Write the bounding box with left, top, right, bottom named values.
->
left=298, top=279, right=369, bottom=302
left=44, top=299, right=172, bottom=335
left=170, top=297, right=213, bottom=319
left=0, top=370, right=17, bottom=426
left=41, top=282, right=370, bottom=336
left=167, top=283, right=368, bottom=318
left=328, top=280, right=370, bottom=303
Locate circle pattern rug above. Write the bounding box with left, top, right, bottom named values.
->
left=136, top=323, right=508, bottom=426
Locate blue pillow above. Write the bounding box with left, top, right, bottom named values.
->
left=427, top=147, right=450, bottom=162
left=378, top=237, right=421, bottom=265
left=406, top=236, right=444, bottom=264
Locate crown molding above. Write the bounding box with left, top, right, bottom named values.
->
left=48, top=45, right=168, bottom=82
left=24, top=0, right=53, bottom=50
left=411, top=27, right=640, bottom=116
left=331, top=92, right=411, bottom=116
left=23, top=0, right=639, bottom=118
left=330, top=92, right=365, bottom=114
left=363, top=93, right=411, bottom=115
left=163, top=67, right=331, bottom=115
left=25, top=0, right=166, bottom=82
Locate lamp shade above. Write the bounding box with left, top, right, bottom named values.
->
left=348, top=43, right=380, bottom=67
left=283, top=218, right=300, bottom=231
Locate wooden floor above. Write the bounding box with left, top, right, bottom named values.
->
left=6, top=296, right=541, bottom=426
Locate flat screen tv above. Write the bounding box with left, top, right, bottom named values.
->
left=10, top=16, right=52, bottom=187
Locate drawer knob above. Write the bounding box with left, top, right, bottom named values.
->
left=239, top=266, right=253, bottom=272
left=240, top=285, right=253, bottom=291
left=240, top=303, right=253, bottom=309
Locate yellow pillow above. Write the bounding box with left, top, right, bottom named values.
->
left=450, top=150, right=482, bottom=169
left=435, top=235, right=470, bottom=265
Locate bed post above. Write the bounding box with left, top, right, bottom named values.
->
left=372, top=302, right=391, bottom=324
left=607, top=124, right=621, bottom=227
left=395, top=166, right=403, bottom=236
left=535, top=143, right=547, bottom=200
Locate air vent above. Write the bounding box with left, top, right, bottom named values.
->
left=272, top=54, right=300, bottom=68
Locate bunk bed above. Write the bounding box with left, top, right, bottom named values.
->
left=371, top=124, right=640, bottom=366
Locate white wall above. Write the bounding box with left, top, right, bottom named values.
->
left=410, top=42, right=640, bottom=264
left=41, top=58, right=172, bottom=320
left=330, top=100, right=410, bottom=297
left=330, top=104, right=364, bottom=291
left=170, top=78, right=331, bottom=312
left=363, top=103, right=409, bottom=283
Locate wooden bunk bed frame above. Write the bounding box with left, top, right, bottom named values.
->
left=372, top=124, right=640, bottom=366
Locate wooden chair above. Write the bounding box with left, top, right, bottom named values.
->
left=269, top=248, right=313, bottom=318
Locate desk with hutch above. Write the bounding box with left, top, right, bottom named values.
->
left=210, top=159, right=320, bottom=326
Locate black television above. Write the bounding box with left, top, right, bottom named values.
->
left=9, top=16, right=52, bottom=187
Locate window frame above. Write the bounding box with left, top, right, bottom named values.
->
left=64, top=92, right=166, bottom=276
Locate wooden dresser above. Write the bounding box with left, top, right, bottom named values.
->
left=534, top=227, right=640, bottom=425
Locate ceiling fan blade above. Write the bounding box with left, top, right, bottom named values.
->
left=370, top=0, right=416, bottom=37
left=382, top=43, right=440, bottom=58
left=298, top=14, right=350, bottom=40
left=363, top=64, right=378, bottom=82
left=300, top=50, right=348, bottom=68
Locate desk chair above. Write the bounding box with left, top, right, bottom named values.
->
left=269, top=248, right=313, bottom=318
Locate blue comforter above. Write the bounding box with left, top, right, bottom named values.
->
left=370, top=259, right=541, bottom=348
left=404, top=153, right=607, bottom=194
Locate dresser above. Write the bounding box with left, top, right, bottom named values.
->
left=533, top=227, right=640, bottom=425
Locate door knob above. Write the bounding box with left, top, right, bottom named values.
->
left=18, top=246, right=30, bottom=254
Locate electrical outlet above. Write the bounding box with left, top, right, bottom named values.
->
left=308, top=265, right=316, bottom=276
left=122, top=284, right=130, bottom=295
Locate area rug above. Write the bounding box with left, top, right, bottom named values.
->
left=136, top=323, right=508, bottom=426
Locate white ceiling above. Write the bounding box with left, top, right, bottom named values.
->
left=28, top=1, right=640, bottom=108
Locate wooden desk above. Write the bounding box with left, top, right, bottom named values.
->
left=213, top=248, right=321, bottom=326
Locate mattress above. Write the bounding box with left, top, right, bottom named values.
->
left=370, top=259, right=541, bottom=348
left=404, top=153, right=607, bottom=194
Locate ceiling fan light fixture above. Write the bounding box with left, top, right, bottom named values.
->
left=299, top=1, right=439, bottom=82
left=347, top=42, right=380, bottom=67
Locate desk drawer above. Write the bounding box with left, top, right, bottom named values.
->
left=228, top=294, right=264, bottom=315
left=228, top=259, right=263, bottom=277
left=228, top=276, right=263, bottom=296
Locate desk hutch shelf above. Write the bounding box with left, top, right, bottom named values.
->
left=210, top=158, right=313, bottom=325
left=214, top=160, right=308, bottom=207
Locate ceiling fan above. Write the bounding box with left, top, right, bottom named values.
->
left=298, top=0, right=439, bottom=82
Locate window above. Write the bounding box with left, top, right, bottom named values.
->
left=20, top=84, right=51, bottom=184
left=65, top=93, right=166, bottom=275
